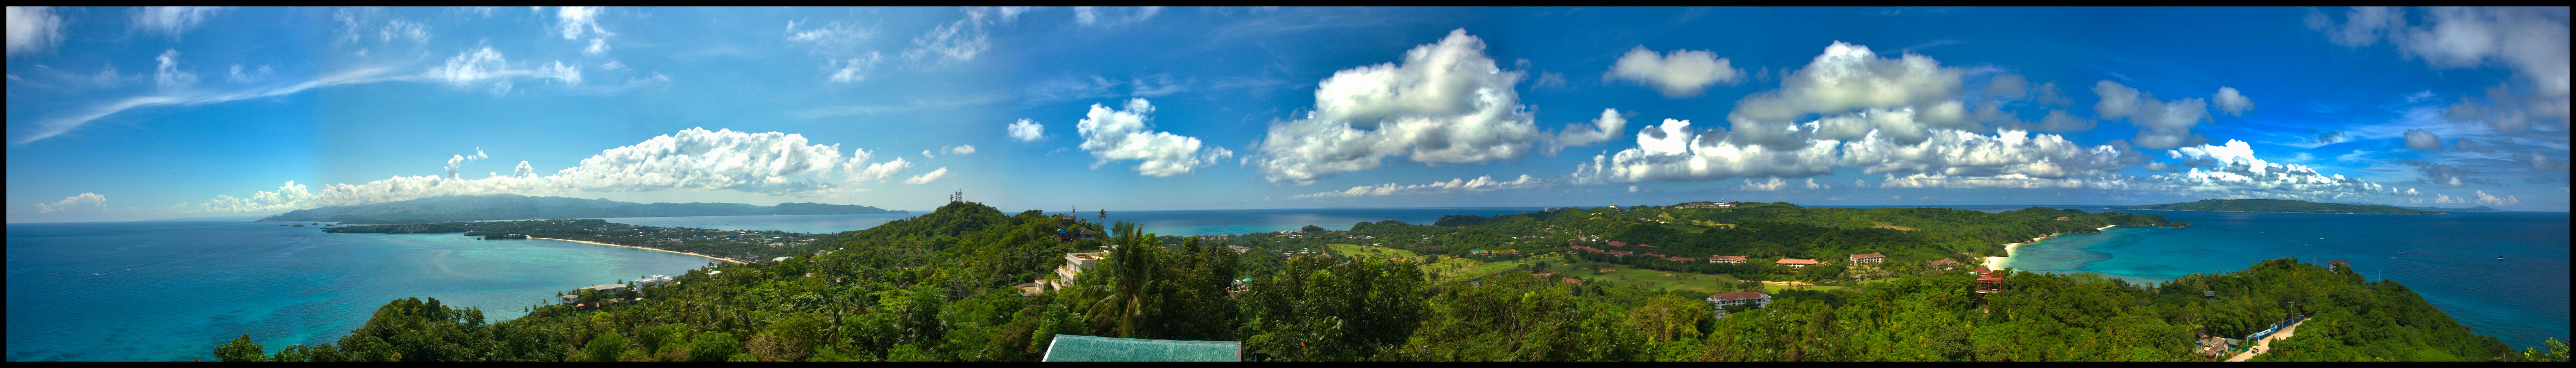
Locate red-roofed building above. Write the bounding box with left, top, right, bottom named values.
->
left=1606, top=241, right=1629, bottom=247
left=1849, top=252, right=1887, bottom=266
left=1776, top=258, right=1819, bottom=267
left=1667, top=256, right=1695, bottom=262
left=2326, top=260, right=2349, bottom=271
left=1709, top=255, right=1748, bottom=263
left=1641, top=252, right=1667, bottom=258
left=1607, top=250, right=1633, bottom=257
left=2055, top=217, right=2071, bottom=221
left=1563, top=278, right=1586, bottom=285
left=1927, top=259, right=1962, bottom=269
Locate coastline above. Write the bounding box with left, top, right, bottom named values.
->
left=528, top=237, right=749, bottom=265
left=1985, top=225, right=2119, bottom=271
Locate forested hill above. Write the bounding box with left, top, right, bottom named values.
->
left=204, top=201, right=2540, bottom=361
left=258, top=194, right=903, bottom=224
left=2109, top=199, right=2445, bottom=215
left=1406, top=202, right=2174, bottom=263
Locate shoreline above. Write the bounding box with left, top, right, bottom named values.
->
left=528, top=237, right=748, bottom=265
left=1985, top=225, right=2120, bottom=271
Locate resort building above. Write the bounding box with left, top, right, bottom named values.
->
left=1708, top=255, right=1748, bottom=263
left=1229, top=245, right=1251, bottom=254
left=1667, top=256, right=1695, bottom=262
left=1056, top=252, right=1110, bottom=287
left=636, top=274, right=674, bottom=287
left=2055, top=217, right=2071, bottom=221
left=1775, top=258, right=1820, bottom=267
left=2326, top=260, right=2348, bottom=271
left=1606, top=241, right=1628, bottom=247
left=1926, top=259, right=1961, bottom=270
left=1607, top=250, right=1634, bottom=257
left=1707, top=291, right=1773, bottom=309
left=1848, top=252, right=1887, bottom=266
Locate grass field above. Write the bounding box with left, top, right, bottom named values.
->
left=1327, top=243, right=1545, bottom=279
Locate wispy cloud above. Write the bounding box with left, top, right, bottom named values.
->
left=14, top=67, right=409, bottom=145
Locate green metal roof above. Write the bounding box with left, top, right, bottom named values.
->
left=1040, top=334, right=1242, bottom=361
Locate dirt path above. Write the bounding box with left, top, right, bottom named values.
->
left=2226, top=319, right=2309, bottom=361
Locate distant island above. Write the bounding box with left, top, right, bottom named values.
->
left=258, top=194, right=904, bottom=224
left=2109, top=199, right=2446, bottom=215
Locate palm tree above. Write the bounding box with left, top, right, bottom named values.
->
left=1077, top=235, right=1159, bottom=338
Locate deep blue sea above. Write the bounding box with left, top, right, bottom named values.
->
left=1979, top=207, right=2568, bottom=350
left=5, top=221, right=719, bottom=361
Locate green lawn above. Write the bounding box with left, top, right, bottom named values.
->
left=1577, top=267, right=1744, bottom=295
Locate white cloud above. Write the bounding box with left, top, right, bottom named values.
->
left=904, top=18, right=990, bottom=65
left=226, top=64, right=274, bottom=83
left=2433, top=189, right=2520, bottom=206
left=1532, top=71, right=1569, bottom=90
left=1547, top=108, right=1628, bottom=155
left=1293, top=174, right=1545, bottom=198
left=1077, top=98, right=1233, bottom=177
left=584, top=38, right=610, bottom=56
left=948, top=145, right=976, bottom=155
left=2403, top=128, right=2445, bottom=150
left=785, top=19, right=874, bottom=49
left=17, top=66, right=408, bottom=146
left=827, top=52, right=883, bottom=83
left=153, top=49, right=198, bottom=90
left=1878, top=173, right=2143, bottom=189
left=2151, top=139, right=2404, bottom=202
left=1007, top=118, right=1046, bottom=141
left=2214, top=86, right=2255, bottom=116
left=902, top=167, right=951, bottom=184
left=846, top=155, right=911, bottom=184
left=1606, top=45, right=1743, bottom=98
left=554, top=6, right=610, bottom=40
left=1726, top=42, right=1965, bottom=129
left=1735, top=177, right=1789, bottom=191
left=381, top=20, right=429, bottom=44
left=427, top=48, right=582, bottom=95
left=921, top=150, right=935, bottom=159
left=2093, top=80, right=2211, bottom=149
left=1253, top=29, right=1580, bottom=184
left=1073, top=6, right=1162, bottom=27
left=36, top=193, right=105, bottom=213
left=1577, top=117, right=2141, bottom=185
left=91, top=64, right=123, bottom=88
left=7, top=6, right=67, bottom=56
left=2307, top=7, right=2568, bottom=129
left=133, top=7, right=224, bottom=39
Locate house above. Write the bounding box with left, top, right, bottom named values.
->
left=1848, top=252, right=1887, bottom=265
left=1775, top=258, right=1819, bottom=267
left=1607, top=250, right=1634, bottom=257
left=1718, top=202, right=1735, bottom=208
left=2055, top=217, right=2071, bottom=221
left=1562, top=278, right=1586, bottom=285
left=1667, top=256, right=1695, bottom=262
left=1708, top=255, right=1748, bottom=263
left=1606, top=241, right=1628, bottom=247
left=636, top=274, right=675, bottom=287
left=1016, top=282, right=1046, bottom=296
left=1707, top=291, right=1773, bottom=309
left=1641, top=252, right=1667, bottom=258
left=2325, top=260, right=2347, bottom=271
left=1926, top=259, right=1961, bottom=269
left=1228, top=245, right=1251, bottom=254
left=1057, top=252, right=1110, bottom=287
left=1975, top=270, right=2004, bottom=292
left=1040, top=334, right=1241, bottom=361
left=2204, top=290, right=2218, bottom=299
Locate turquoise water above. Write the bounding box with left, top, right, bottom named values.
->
left=595, top=213, right=920, bottom=234
left=4, top=221, right=720, bottom=361
left=2000, top=209, right=2569, bottom=350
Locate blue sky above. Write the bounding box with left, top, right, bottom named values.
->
left=6, top=7, right=2568, bottom=222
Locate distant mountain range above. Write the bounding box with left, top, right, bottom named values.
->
left=2108, top=199, right=2446, bottom=215
left=258, top=194, right=904, bottom=224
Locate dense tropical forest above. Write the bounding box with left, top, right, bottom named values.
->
left=2109, top=199, right=2446, bottom=215
left=209, top=201, right=2557, bottom=361
left=323, top=219, right=826, bottom=262
left=261, top=194, right=902, bottom=224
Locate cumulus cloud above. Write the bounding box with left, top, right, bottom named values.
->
left=36, top=193, right=105, bottom=214
left=1254, top=29, right=1623, bottom=184
left=1879, top=173, right=2145, bottom=189
left=1727, top=42, right=1964, bottom=128
left=2402, top=128, right=2444, bottom=150
left=1578, top=116, right=2139, bottom=185
left=1077, top=98, right=1233, bottom=177
left=153, top=49, right=199, bottom=90
left=902, top=167, right=951, bottom=184
left=2094, top=80, right=2212, bottom=149
left=2213, top=86, right=2255, bottom=116
left=948, top=145, right=976, bottom=155
left=164, top=128, right=928, bottom=216
left=1007, top=119, right=1046, bottom=142
left=133, top=7, right=224, bottom=39
left=584, top=38, right=610, bottom=55
left=7, top=6, right=67, bottom=56
left=1734, top=177, right=1789, bottom=191
left=1606, top=45, right=1743, bottom=98
left=554, top=6, right=610, bottom=40
left=1547, top=108, right=1628, bottom=155
left=2434, top=189, right=2520, bottom=206
left=1292, top=174, right=1544, bottom=198
left=2152, top=139, right=2404, bottom=201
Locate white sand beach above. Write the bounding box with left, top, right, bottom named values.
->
left=1985, top=225, right=2126, bottom=271
left=529, top=237, right=749, bottom=265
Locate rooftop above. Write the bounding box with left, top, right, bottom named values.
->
left=1776, top=258, right=1819, bottom=265
left=1041, top=334, right=1241, bottom=362
left=1710, top=292, right=1769, bottom=301
left=1850, top=252, right=1887, bottom=259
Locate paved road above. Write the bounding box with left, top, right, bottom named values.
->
left=2226, top=319, right=2309, bottom=362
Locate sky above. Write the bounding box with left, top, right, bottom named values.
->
left=5, top=6, right=2569, bottom=222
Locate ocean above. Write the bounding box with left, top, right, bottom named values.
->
left=4, top=221, right=719, bottom=361
left=1993, top=208, right=2569, bottom=350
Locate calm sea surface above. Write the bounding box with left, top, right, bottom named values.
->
left=5, top=221, right=718, bottom=361
left=9, top=205, right=2563, bottom=360
left=1987, top=208, right=2568, bottom=350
